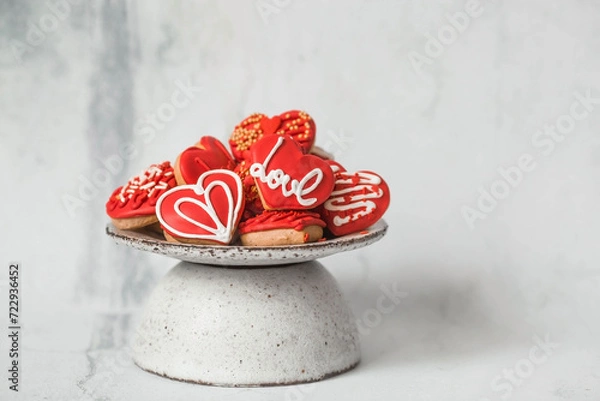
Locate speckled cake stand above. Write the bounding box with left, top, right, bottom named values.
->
left=106, top=220, right=387, bottom=387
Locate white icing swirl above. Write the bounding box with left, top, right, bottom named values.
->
left=324, top=172, right=383, bottom=227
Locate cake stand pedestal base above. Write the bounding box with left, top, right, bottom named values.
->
left=132, top=260, right=360, bottom=387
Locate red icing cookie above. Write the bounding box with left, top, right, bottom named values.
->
left=239, top=210, right=326, bottom=246
left=174, top=136, right=235, bottom=185
left=321, top=170, right=390, bottom=236
left=248, top=135, right=335, bottom=210
left=156, top=169, right=244, bottom=245
left=106, top=162, right=177, bottom=228
left=238, top=210, right=326, bottom=234
left=229, top=110, right=316, bottom=161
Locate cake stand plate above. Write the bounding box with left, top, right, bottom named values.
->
left=105, top=220, right=387, bottom=266
left=106, top=221, right=388, bottom=387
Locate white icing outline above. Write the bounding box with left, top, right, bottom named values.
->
left=156, top=169, right=243, bottom=243
left=249, top=136, right=324, bottom=207
left=324, top=172, right=384, bottom=227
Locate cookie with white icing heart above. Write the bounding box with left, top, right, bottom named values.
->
left=229, top=110, right=316, bottom=161
left=156, top=169, right=245, bottom=245
left=239, top=210, right=326, bottom=246
left=174, top=136, right=236, bottom=185
left=321, top=169, right=390, bottom=236
left=248, top=135, right=335, bottom=211
left=106, top=161, right=177, bottom=230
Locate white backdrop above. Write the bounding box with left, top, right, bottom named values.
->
left=1, top=0, right=599, bottom=400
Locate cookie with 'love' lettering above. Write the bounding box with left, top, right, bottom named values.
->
left=248, top=135, right=335, bottom=210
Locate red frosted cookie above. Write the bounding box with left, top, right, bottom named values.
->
left=106, top=161, right=177, bottom=230
left=248, top=135, right=335, bottom=210
left=321, top=170, right=390, bottom=236
left=174, top=136, right=236, bottom=185
left=229, top=110, right=316, bottom=161
left=156, top=169, right=244, bottom=245
left=239, top=210, right=326, bottom=246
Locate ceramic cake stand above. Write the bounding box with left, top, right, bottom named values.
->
left=106, top=220, right=387, bottom=387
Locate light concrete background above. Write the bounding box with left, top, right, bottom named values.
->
left=1, top=0, right=599, bottom=400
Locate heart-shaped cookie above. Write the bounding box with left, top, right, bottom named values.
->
left=106, top=161, right=177, bottom=229
left=249, top=135, right=334, bottom=210
left=174, top=136, right=236, bottom=185
left=156, top=169, right=244, bottom=245
left=321, top=170, right=390, bottom=236
left=275, top=110, right=316, bottom=152
left=229, top=110, right=316, bottom=161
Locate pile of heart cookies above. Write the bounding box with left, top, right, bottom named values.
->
left=105, top=110, right=390, bottom=247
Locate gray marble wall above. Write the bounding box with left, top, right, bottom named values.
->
left=1, top=0, right=600, bottom=399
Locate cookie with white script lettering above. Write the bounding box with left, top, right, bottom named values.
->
left=248, top=135, right=335, bottom=210
left=321, top=170, right=390, bottom=236
left=106, top=162, right=177, bottom=230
